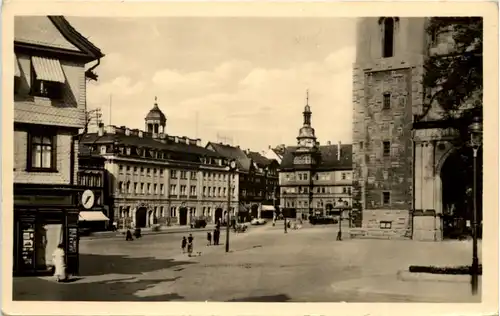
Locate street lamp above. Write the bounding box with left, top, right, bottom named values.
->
left=468, top=115, right=482, bottom=295
left=337, top=199, right=343, bottom=241
left=226, top=159, right=237, bottom=253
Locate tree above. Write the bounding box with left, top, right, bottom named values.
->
left=421, top=17, right=483, bottom=142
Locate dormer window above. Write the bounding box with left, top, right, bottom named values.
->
left=30, top=56, right=65, bottom=99
left=126, top=147, right=131, bottom=155
left=100, top=146, right=107, bottom=155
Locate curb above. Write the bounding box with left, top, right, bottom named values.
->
left=396, top=270, right=476, bottom=283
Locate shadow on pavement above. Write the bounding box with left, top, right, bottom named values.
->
left=228, top=294, right=291, bottom=302
left=14, top=276, right=185, bottom=301
left=79, top=253, right=194, bottom=276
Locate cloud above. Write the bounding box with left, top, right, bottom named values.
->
left=87, top=45, right=355, bottom=151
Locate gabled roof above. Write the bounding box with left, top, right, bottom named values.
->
left=279, top=144, right=353, bottom=171
left=206, top=142, right=252, bottom=171
left=15, top=16, right=104, bottom=60
left=80, top=133, right=222, bottom=158
left=247, top=151, right=278, bottom=168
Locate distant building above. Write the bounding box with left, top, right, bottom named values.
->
left=80, top=99, right=234, bottom=228
left=13, top=16, right=104, bottom=275
left=262, top=145, right=283, bottom=164
left=205, top=143, right=280, bottom=221
left=278, top=97, right=353, bottom=221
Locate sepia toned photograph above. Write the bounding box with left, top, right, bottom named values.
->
left=2, top=1, right=498, bottom=315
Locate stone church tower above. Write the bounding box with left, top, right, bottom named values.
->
left=352, top=17, right=462, bottom=241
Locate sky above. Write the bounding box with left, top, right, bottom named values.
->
left=68, top=17, right=356, bottom=152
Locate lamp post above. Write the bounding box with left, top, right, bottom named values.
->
left=468, top=115, right=482, bottom=295
left=226, top=159, right=237, bottom=253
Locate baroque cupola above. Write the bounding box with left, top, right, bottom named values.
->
left=145, top=96, right=166, bottom=134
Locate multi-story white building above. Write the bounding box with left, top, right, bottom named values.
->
left=81, top=100, right=238, bottom=228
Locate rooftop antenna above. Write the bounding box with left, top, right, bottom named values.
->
left=109, top=94, right=112, bottom=126
left=306, top=89, right=309, bottom=105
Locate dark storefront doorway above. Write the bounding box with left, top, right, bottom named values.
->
left=179, top=207, right=188, bottom=225
left=215, top=208, right=223, bottom=224
left=135, top=207, right=147, bottom=228
left=441, top=147, right=482, bottom=239
left=251, top=204, right=258, bottom=219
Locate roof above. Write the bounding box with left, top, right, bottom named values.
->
left=206, top=142, right=252, bottom=171
left=14, top=16, right=104, bottom=60
left=247, top=151, right=275, bottom=168
left=279, top=144, right=353, bottom=171
left=80, top=133, right=222, bottom=158
left=145, top=103, right=166, bottom=122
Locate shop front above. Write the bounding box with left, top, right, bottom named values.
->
left=13, top=184, right=81, bottom=276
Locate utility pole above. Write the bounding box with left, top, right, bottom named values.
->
left=226, top=160, right=237, bottom=252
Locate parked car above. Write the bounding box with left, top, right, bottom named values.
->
left=191, top=219, right=207, bottom=228
left=309, top=215, right=338, bottom=225
left=251, top=218, right=267, bottom=225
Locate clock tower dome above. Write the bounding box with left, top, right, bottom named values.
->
left=293, top=90, right=320, bottom=167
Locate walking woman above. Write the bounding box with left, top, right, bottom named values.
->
left=52, top=243, right=67, bottom=282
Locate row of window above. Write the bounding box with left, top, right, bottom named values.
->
left=117, top=165, right=241, bottom=182
left=77, top=173, right=103, bottom=188
left=283, top=172, right=351, bottom=182
left=281, top=186, right=352, bottom=195
left=119, top=181, right=165, bottom=195
left=284, top=200, right=351, bottom=208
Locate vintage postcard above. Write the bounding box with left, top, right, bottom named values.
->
left=1, top=1, right=498, bottom=315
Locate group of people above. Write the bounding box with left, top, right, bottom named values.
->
left=207, top=226, right=221, bottom=246
left=181, top=222, right=223, bottom=256
left=181, top=234, right=195, bottom=256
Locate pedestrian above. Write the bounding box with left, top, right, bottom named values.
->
left=187, top=234, right=194, bottom=256
left=52, top=243, right=67, bottom=282
left=126, top=229, right=133, bottom=241
left=213, top=228, right=218, bottom=245
left=181, top=236, right=187, bottom=253
left=207, top=231, right=212, bottom=246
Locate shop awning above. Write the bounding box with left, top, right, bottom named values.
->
left=31, top=56, right=66, bottom=83
left=79, top=211, right=109, bottom=222
left=14, top=54, right=21, bottom=77
left=261, top=205, right=275, bottom=211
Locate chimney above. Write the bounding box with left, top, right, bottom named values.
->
left=138, top=130, right=143, bottom=138
left=97, top=123, right=104, bottom=136
left=105, top=125, right=116, bottom=134
left=196, top=138, right=202, bottom=146
left=337, top=141, right=341, bottom=160
left=174, top=136, right=179, bottom=143
left=125, top=128, right=131, bottom=136
left=268, top=145, right=271, bottom=149
left=327, top=141, right=331, bottom=145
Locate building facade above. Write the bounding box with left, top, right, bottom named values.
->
left=352, top=17, right=478, bottom=241
left=13, top=16, right=104, bottom=275
left=77, top=145, right=110, bottom=232
left=80, top=100, right=237, bottom=228
left=205, top=143, right=280, bottom=221
left=279, top=100, right=353, bottom=221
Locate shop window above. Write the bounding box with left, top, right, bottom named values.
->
left=27, top=131, right=57, bottom=172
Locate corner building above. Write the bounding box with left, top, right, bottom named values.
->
left=352, top=17, right=476, bottom=241
left=81, top=100, right=234, bottom=228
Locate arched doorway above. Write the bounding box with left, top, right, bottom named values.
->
left=215, top=208, right=223, bottom=224
left=136, top=207, right=147, bottom=228
left=251, top=204, right=258, bottom=219
left=179, top=207, right=188, bottom=226
left=440, top=146, right=482, bottom=239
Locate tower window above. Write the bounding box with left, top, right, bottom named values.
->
left=383, top=17, right=395, bottom=58
left=383, top=93, right=391, bottom=109
left=383, top=141, right=391, bottom=156
left=382, top=191, right=391, bottom=205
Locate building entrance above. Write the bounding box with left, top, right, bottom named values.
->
left=179, top=207, right=188, bottom=226
left=135, top=207, right=147, bottom=228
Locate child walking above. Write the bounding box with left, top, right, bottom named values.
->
left=207, top=231, right=212, bottom=246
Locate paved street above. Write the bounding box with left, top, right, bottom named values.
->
left=13, top=223, right=481, bottom=302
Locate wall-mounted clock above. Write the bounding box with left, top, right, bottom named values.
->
left=81, top=189, right=95, bottom=210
